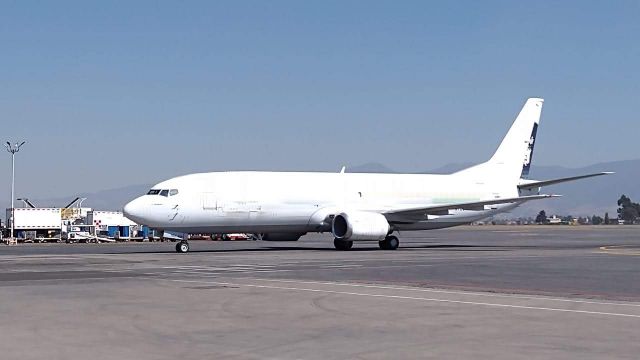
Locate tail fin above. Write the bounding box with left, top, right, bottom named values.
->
left=456, top=98, right=544, bottom=181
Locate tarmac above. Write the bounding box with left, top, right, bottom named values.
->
left=0, top=225, right=639, bottom=359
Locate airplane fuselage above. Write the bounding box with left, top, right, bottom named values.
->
left=124, top=171, right=519, bottom=236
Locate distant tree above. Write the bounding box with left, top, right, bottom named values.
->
left=604, top=212, right=610, bottom=225
left=535, top=210, right=547, bottom=224
left=591, top=215, right=603, bottom=225
left=617, top=195, right=640, bottom=224
left=577, top=217, right=589, bottom=225
left=618, top=195, right=632, bottom=208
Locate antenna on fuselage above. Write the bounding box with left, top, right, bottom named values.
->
left=340, top=166, right=346, bottom=174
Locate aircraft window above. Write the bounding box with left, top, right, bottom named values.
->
left=169, top=189, right=179, bottom=196
left=160, top=190, right=169, bottom=197
left=147, top=189, right=161, bottom=195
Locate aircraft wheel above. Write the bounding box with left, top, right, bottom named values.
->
left=176, top=241, right=190, bottom=253
left=334, top=238, right=353, bottom=250
left=379, top=235, right=399, bottom=250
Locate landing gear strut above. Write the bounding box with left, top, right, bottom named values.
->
left=379, top=235, right=399, bottom=250
left=175, top=240, right=189, bottom=253
left=334, top=238, right=353, bottom=251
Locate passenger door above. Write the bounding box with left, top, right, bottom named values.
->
left=202, top=193, right=218, bottom=210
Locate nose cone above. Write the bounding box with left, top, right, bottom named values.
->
left=123, top=197, right=145, bottom=224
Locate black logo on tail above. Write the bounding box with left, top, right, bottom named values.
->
left=521, top=123, right=538, bottom=178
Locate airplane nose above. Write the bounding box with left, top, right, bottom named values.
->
left=123, top=198, right=144, bottom=223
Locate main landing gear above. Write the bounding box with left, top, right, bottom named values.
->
left=175, top=240, right=189, bottom=253
left=333, top=238, right=353, bottom=251
left=333, top=235, right=400, bottom=250
left=379, top=235, right=399, bottom=250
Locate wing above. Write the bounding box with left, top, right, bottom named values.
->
left=518, top=172, right=613, bottom=190
left=383, top=194, right=559, bottom=220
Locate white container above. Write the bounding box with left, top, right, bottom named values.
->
left=87, top=210, right=138, bottom=230
left=7, top=208, right=62, bottom=230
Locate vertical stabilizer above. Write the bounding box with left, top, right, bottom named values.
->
left=455, top=98, right=543, bottom=182
left=489, top=97, right=543, bottom=179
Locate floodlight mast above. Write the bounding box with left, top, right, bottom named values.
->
left=5, top=141, right=25, bottom=243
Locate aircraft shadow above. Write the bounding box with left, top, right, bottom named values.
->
left=105, top=243, right=513, bottom=255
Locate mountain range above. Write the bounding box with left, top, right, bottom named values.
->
left=25, top=159, right=638, bottom=219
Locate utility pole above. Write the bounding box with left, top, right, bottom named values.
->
left=5, top=141, right=25, bottom=244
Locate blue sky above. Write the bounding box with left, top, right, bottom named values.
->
left=1, top=1, right=638, bottom=204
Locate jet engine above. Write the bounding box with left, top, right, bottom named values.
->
left=332, top=211, right=390, bottom=241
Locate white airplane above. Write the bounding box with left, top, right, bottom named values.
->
left=124, top=98, right=611, bottom=253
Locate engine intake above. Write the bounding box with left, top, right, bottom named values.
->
left=332, top=211, right=390, bottom=241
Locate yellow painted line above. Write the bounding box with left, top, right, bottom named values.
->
left=597, top=245, right=640, bottom=256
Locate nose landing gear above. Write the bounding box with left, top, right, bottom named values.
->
left=176, top=240, right=190, bottom=253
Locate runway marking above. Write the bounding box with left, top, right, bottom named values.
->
left=598, top=245, right=640, bottom=256
left=0, top=255, right=84, bottom=261
left=320, top=264, right=364, bottom=268
left=0, top=275, right=150, bottom=283
left=165, top=278, right=640, bottom=319
left=159, top=263, right=434, bottom=277
left=161, top=265, right=276, bottom=271
left=171, top=269, right=294, bottom=275
left=232, top=277, right=640, bottom=307
left=160, top=265, right=295, bottom=275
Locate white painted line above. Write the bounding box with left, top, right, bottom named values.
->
left=165, top=279, right=640, bottom=319
left=170, top=269, right=294, bottom=275
left=235, top=277, right=640, bottom=308
left=318, top=265, right=364, bottom=268
left=0, top=275, right=147, bottom=283
left=230, top=264, right=276, bottom=268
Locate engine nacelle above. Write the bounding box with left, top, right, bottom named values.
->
left=332, top=211, right=390, bottom=241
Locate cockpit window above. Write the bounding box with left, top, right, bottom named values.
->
left=147, top=189, right=177, bottom=196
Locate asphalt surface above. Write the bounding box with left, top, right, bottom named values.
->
left=0, top=225, right=639, bottom=359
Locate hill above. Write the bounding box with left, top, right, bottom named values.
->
left=25, top=159, right=638, bottom=217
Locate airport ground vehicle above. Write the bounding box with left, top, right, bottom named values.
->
left=62, top=225, right=101, bottom=243
left=88, top=211, right=137, bottom=240
left=6, top=208, right=62, bottom=242
left=216, top=233, right=252, bottom=241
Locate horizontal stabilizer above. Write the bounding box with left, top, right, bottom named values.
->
left=517, top=172, right=614, bottom=190
left=384, top=194, right=559, bottom=218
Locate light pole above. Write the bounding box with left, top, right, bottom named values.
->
left=5, top=141, right=25, bottom=243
